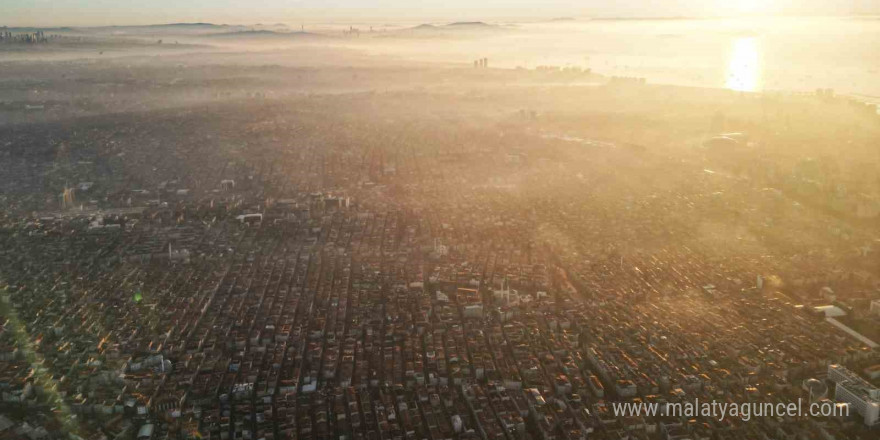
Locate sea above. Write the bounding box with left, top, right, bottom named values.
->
left=372, top=16, right=880, bottom=101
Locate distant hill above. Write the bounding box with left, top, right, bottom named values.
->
left=446, top=21, right=493, bottom=27
left=403, top=21, right=505, bottom=35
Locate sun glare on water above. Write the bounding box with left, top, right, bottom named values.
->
left=725, top=37, right=761, bottom=92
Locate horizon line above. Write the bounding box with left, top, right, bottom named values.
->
left=2, top=13, right=879, bottom=29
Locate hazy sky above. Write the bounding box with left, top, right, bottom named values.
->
left=4, top=0, right=879, bottom=26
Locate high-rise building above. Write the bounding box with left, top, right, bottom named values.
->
left=827, top=364, right=880, bottom=426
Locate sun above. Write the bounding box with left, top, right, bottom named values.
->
left=726, top=37, right=761, bottom=92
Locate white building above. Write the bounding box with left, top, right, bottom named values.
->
left=827, top=364, right=880, bottom=426
left=813, top=305, right=846, bottom=318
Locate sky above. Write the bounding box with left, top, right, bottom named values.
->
left=3, top=0, right=879, bottom=27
